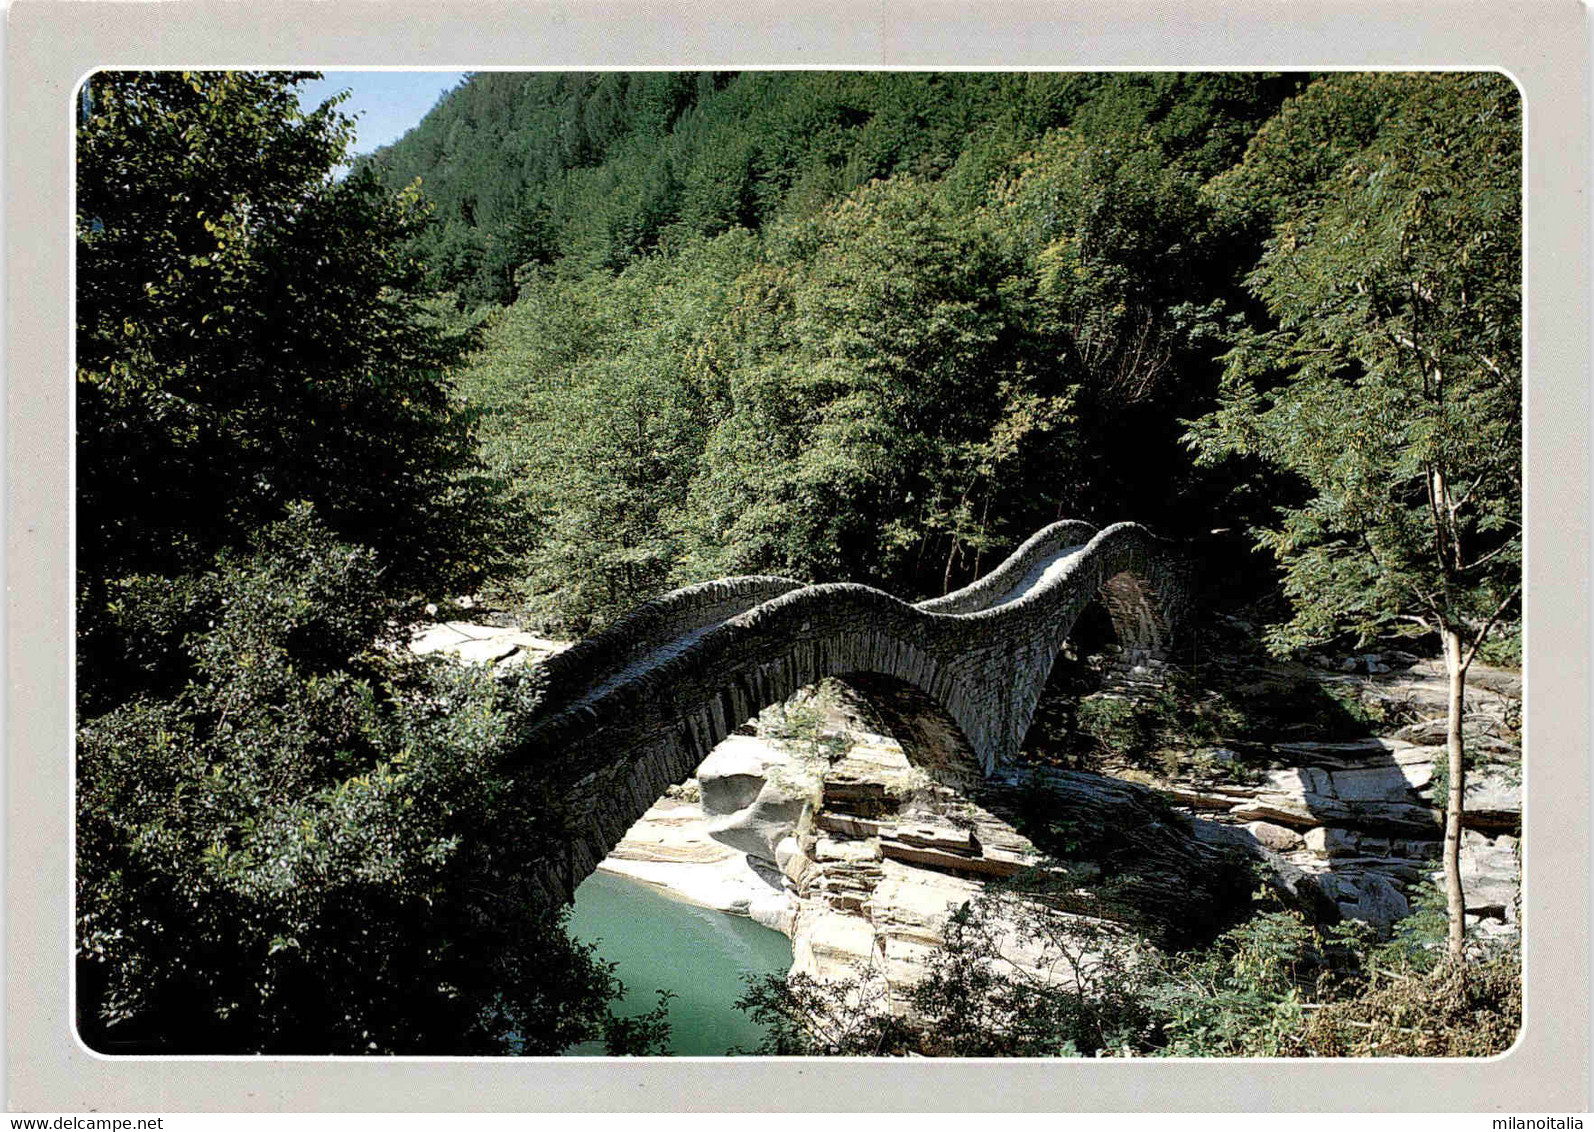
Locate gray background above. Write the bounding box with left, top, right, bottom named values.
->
left=7, top=0, right=1589, bottom=1112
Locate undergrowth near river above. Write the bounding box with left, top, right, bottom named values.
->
left=735, top=881, right=1520, bottom=1058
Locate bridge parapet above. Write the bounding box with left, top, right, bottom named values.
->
left=526, top=575, right=805, bottom=712
left=917, top=520, right=1099, bottom=615
left=507, top=520, right=1189, bottom=903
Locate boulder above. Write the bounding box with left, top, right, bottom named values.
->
left=774, top=834, right=802, bottom=874
left=1223, top=763, right=1441, bottom=831
left=1462, top=873, right=1519, bottom=919
left=792, top=907, right=879, bottom=981
left=814, top=836, right=883, bottom=864
left=1349, top=874, right=1411, bottom=936
left=1229, top=794, right=1353, bottom=828
left=406, top=621, right=567, bottom=667
left=1412, top=766, right=1519, bottom=828
left=700, top=736, right=818, bottom=865
left=1358, top=836, right=1391, bottom=858
left=748, top=890, right=798, bottom=936
left=1445, top=829, right=1520, bottom=919
left=1354, top=801, right=1445, bottom=833
left=894, top=823, right=979, bottom=855
left=1330, top=764, right=1428, bottom=801
left=1263, top=766, right=1336, bottom=796
left=878, top=839, right=1028, bottom=877
left=1394, top=838, right=1441, bottom=860
left=698, top=737, right=772, bottom=815
left=1360, top=859, right=1427, bottom=884
left=817, top=812, right=890, bottom=838
left=869, top=861, right=983, bottom=945
left=1303, top=826, right=1359, bottom=859
left=1240, top=820, right=1303, bottom=851
left=1463, top=769, right=1522, bottom=826
left=708, top=789, right=809, bottom=865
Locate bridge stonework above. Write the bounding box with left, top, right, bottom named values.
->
left=506, top=521, right=1189, bottom=903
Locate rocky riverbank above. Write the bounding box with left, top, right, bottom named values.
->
left=582, top=716, right=1065, bottom=988
left=603, top=652, right=1521, bottom=994
left=1090, top=646, right=1522, bottom=944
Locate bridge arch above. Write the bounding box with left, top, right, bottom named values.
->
left=506, top=521, right=1186, bottom=902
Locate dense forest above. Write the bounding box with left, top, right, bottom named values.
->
left=363, top=71, right=1517, bottom=644
left=76, top=70, right=1521, bottom=1056
left=362, top=72, right=1311, bottom=630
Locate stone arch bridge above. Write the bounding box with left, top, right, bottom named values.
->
left=507, top=521, right=1189, bottom=903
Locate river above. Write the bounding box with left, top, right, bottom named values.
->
left=563, top=868, right=794, bottom=1056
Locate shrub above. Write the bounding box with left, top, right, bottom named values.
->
left=1074, top=694, right=1147, bottom=758
left=735, top=872, right=1520, bottom=1058
left=1297, top=955, right=1521, bottom=1057
left=761, top=684, right=851, bottom=764
left=735, top=888, right=1151, bottom=1057
left=1145, top=910, right=1323, bottom=1056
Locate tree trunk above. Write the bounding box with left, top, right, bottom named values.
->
left=1442, top=624, right=1468, bottom=962
left=971, top=492, right=993, bottom=579
left=942, top=534, right=960, bottom=595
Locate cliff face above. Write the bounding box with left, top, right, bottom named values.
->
left=1083, top=646, right=1522, bottom=948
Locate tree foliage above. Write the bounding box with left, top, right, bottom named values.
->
left=76, top=70, right=485, bottom=711
left=75, top=72, right=656, bottom=1056
left=1188, top=73, right=1521, bottom=656
left=366, top=72, right=1302, bottom=305
left=76, top=507, right=666, bottom=1054
left=1185, top=72, right=1521, bottom=955
left=439, top=73, right=1308, bottom=628
left=682, top=176, right=1071, bottom=591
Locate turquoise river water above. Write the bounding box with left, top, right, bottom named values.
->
left=563, top=869, right=794, bottom=1056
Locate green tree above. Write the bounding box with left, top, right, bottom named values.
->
left=76, top=507, right=667, bottom=1054
left=454, top=230, right=760, bottom=628
left=1186, top=73, right=1521, bottom=959
left=983, top=120, right=1275, bottom=533
left=76, top=70, right=481, bottom=709
left=679, top=176, right=1073, bottom=595
left=74, top=71, right=663, bottom=1057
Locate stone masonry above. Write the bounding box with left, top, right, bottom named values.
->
left=502, top=520, right=1188, bottom=903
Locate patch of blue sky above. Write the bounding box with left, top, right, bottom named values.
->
left=295, top=70, right=470, bottom=160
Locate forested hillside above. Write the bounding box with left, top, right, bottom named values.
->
left=366, top=73, right=1303, bottom=304
left=366, top=72, right=1516, bottom=645
left=368, top=73, right=1312, bottom=630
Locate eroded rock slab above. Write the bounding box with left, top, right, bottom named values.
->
left=407, top=621, right=569, bottom=667
left=700, top=735, right=820, bottom=866
left=597, top=791, right=797, bottom=923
